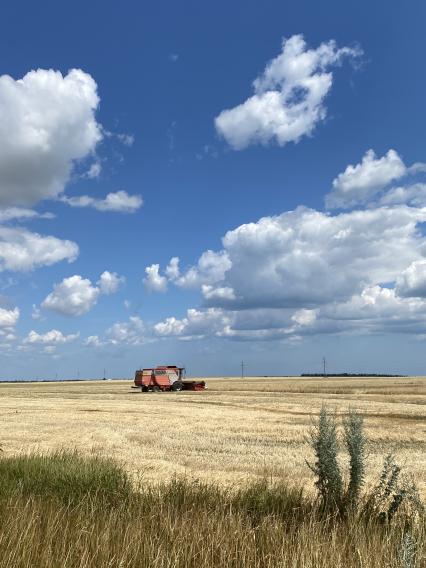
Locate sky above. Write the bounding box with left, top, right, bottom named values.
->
left=1, top=0, right=426, bottom=378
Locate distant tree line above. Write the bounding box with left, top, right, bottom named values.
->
left=300, top=373, right=406, bottom=377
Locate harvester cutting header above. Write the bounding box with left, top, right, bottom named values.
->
left=134, top=366, right=206, bottom=392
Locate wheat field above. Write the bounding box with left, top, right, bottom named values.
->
left=0, top=376, right=424, bottom=496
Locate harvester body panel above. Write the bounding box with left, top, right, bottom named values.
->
left=134, top=366, right=205, bottom=392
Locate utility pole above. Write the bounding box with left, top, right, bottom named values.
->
left=241, top=360, right=245, bottom=380
left=323, top=357, right=327, bottom=378
left=103, top=368, right=106, bottom=380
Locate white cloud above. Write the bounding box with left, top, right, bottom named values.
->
left=143, top=253, right=231, bottom=293
left=84, top=335, right=103, bottom=347
left=61, top=190, right=143, bottom=213
left=209, top=206, right=426, bottom=310
left=0, top=68, right=101, bottom=207
left=215, top=34, right=361, bottom=150
left=106, top=316, right=144, bottom=345
left=176, top=250, right=232, bottom=288
left=97, top=271, right=125, bottom=295
left=84, top=316, right=145, bottom=348
left=143, top=264, right=167, bottom=292
left=0, top=306, right=19, bottom=327
left=84, top=161, right=101, bottom=179
left=42, top=275, right=100, bottom=316
left=319, top=285, right=426, bottom=336
left=396, top=261, right=426, bottom=298
left=326, top=149, right=407, bottom=208
left=0, top=227, right=78, bottom=272
left=291, top=308, right=317, bottom=326
left=154, top=308, right=228, bottom=340
left=165, top=256, right=180, bottom=280
left=146, top=144, right=426, bottom=342
left=202, top=284, right=236, bottom=301
left=153, top=281, right=426, bottom=342
left=25, top=329, right=79, bottom=345
left=153, top=316, right=187, bottom=337
left=0, top=208, right=54, bottom=223
left=150, top=199, right=426, bottom=341
left=378, top=183, right=426, bottom=208
left=42, top=270, right=123, bottom=316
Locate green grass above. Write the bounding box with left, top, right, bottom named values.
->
left=0, top=450, right=131, bottom=504
left=0, top=451, right=423, bottom=567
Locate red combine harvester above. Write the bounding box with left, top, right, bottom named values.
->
left=134, top=366, right=206, bottom=392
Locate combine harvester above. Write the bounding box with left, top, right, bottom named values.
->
left=134, top=366, right=206, bottom=392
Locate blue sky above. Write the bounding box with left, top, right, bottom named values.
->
left=1, top=1, right=426, bottom=378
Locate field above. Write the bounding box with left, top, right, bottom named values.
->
left=0, top=375, right=424, bottom=497
left=0, top=376, right=424, bottom=567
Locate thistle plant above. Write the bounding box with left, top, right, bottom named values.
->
left=343, top=409, right=365, bottom=507
left=307, top=406, right=343, bottom=511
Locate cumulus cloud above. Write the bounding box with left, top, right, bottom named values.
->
left=143, top=264, right=168, bottom=292
left=25, top=329, right=79, bottom=344
left=150, top=198, right=426, bottom=341
left=326, top=149, right=408, bottom=208
left=154, top=281, right=426, bottom=342
left=106, top=316, right=144, bottom=345
left=215, top=34, right=361, bottom=150
left=175, top=251, right=232, bottom=288
left=165, top=257, right=180, bottom=280
left=61, top=190, right=143, bottom=213
left=0, top=306, right=19, bottom=327
left=378, top=183, right=426, bottom=208
left=291, top=308, right=317, bottom=326
left=0, top=208, right=54, bottom=223
left=84, top=316, right=145, bottom=348
left=84, top=335, right=103, bottom=347
left=154, top=308, right=229, bottom=340
left=319, top=285, right=426, bottom=336
left=0, top=68, right=101, bottom=207
left=202, top=285, right=236, bottom=301
left=143, top=253, right=231, bottom=293
left=42, top=275, right=100, bottom=316
left=153, top=316, right=187, bottom=337
left=42, top=270, right=124, bottom=316
left=153, top=306, right=318, bottom=342
left=0, top=227, right=78, bottom=272
left=396, top=261, right=426, bottom=298
left=97, top=271, right=125, bottom=294
left=145, top=145, right=426, bottom=343
left=209, top=206, right=426, bottom=309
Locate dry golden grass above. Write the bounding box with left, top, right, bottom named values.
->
left=0, top=376, right=424, bottom=496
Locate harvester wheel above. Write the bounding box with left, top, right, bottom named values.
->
left=171, top=381, right=183, bottom=392
left=152, top=386, right=161, bottom=392
left=141, top=385, right=149, bottom=392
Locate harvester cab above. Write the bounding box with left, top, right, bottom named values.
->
left=134, top=365, right=206, bottom=392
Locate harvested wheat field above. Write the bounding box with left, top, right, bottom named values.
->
left=0, top=376, right=424, bottom=496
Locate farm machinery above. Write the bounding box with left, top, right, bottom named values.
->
left=134, top=366, right=206, bottom=392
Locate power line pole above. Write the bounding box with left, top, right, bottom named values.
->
left=241, top=360, right=245, bottom=380
left=323, top=357, right=327, bottom=378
